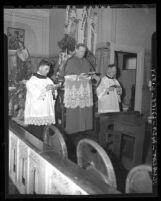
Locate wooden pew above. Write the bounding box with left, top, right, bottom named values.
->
left=125, top=164, right=152, bottom=193
left=95, top=112, right=146, bottom=171
left=77, top=138, right=117, bottom=188
left=9, top=120, right=120, bottom=195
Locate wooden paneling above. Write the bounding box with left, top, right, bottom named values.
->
left=96, top=112, right=146, bottom=171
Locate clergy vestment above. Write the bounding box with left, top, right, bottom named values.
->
left=96, top=76, right=121, bottom=113
left=63, top=56, right=93, bottom=134
left=24, top=73, right=57, bottom=126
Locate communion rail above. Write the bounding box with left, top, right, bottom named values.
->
left=8, top=120, right=120, bottom=195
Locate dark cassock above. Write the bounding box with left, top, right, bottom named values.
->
left=63, top=55, right=94, bottom=134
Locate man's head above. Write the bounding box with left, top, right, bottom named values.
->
left=37, top=59, right=51, bottom=76
left=75, top=43, right=87, bottom=59
left=107, top=64, right=117, bottom=78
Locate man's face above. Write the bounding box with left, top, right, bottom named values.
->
left=107, top=66, right=117, bottom=78
left=75, top=46, right=86, bottom=58
left=39, top=65, right=50, bottom=76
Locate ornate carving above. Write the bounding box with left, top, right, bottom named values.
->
left=10, top=132, right=18, bottom=148
left=19, top=139, right=28, bottom=157
left=29, top=150, right=40, bottom=171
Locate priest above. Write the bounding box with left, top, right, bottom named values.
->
left=62, top=43, right=95, bottom=135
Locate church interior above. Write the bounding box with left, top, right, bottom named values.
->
left=5, top=4, right=157, bottom=196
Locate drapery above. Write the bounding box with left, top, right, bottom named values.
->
left=95, top=46, right=110, bottom=77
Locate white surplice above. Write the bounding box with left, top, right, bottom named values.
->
left=24, top=75, right=57, bottom=125
left=96, top=76, right=121, bottom=113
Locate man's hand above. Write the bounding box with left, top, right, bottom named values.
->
left=80, top=73, right=86, bottom=76
left=19, top=79, right=27, bottom=84
left=45, top=84, right=55, bottom=91
left=78, top=73, right=88, bottom=79
left=116, top=86, right=122, bottom=95
left=79, top=73, right=88, bottom=77
left=109, top=86, right=115, bottom=91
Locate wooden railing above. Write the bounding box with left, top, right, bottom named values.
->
left=9, top=120, right=120, bottom=195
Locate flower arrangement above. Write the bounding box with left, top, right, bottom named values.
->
left=8, top=56, right=32, bottom=122
left=55, top=34, right=77, bottom=78
left=58, top=34, right=76, bottom=54
left=9, top=82, right=26, bottom=120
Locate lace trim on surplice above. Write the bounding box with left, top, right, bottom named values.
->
left=64, top=75, right=93, bottom=109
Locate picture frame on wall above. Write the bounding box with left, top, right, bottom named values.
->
left=7, top=27, right=25, bottom=50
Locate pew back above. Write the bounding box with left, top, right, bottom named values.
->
left=77, top=138, right=117, bottom=188
left=125, top=164, right=152, bottom=193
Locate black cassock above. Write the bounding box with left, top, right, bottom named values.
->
left=63, top=56, right=93, bottom=134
